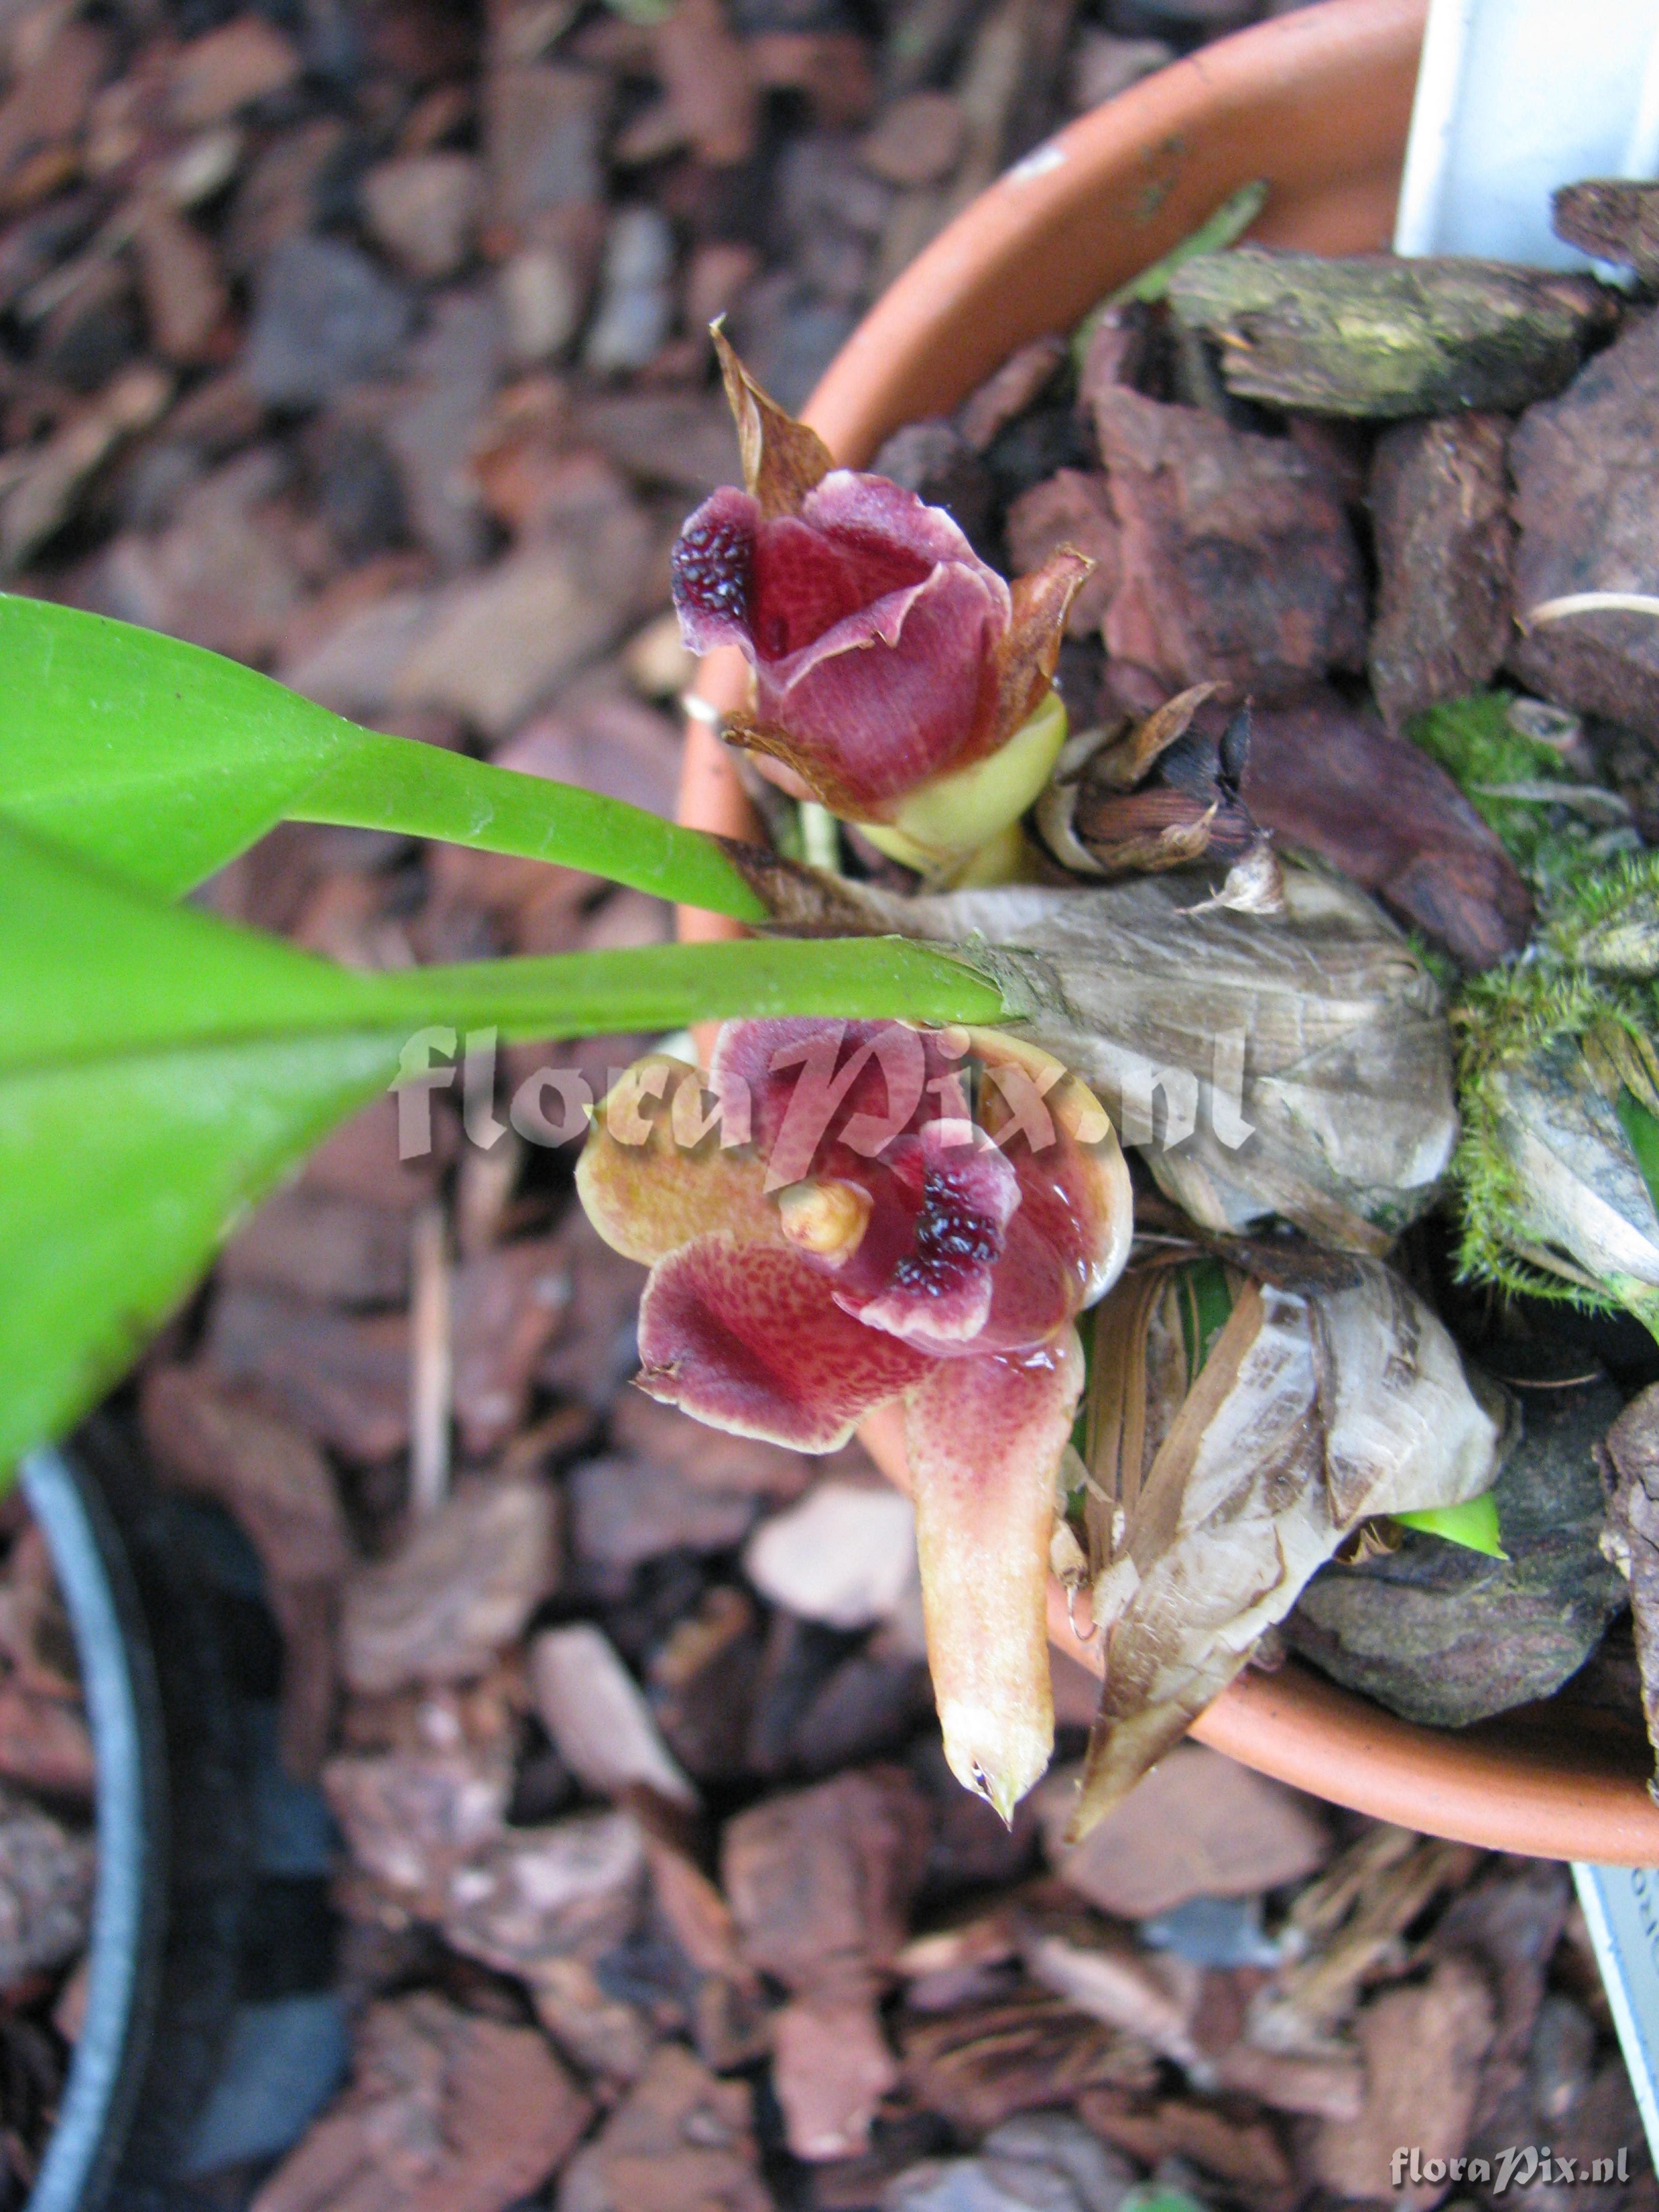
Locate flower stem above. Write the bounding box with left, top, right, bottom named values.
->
left=798, top=801, right=842, bottom=872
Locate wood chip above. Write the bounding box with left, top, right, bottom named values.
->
left=722, top=1765, right=929, bottom=1995
left=556, top=2041, right=773, bottom=2212
left=1309, top=1957, right=1494, bottom=2208
left=530, top=1624, right=697, bottom=1808
left=169, top=16, right=302, bottom=127
left=324, top=1745, right=510, bottom=1920
left=252, top=1992, right=590, bottom=2212
left=1036, top=1745, right=1328, bottom=1919
left=341, top=1476, right=557, bottom=1695
left=742, top=1481, right=918, bottom=1630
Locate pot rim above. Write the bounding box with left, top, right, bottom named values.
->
left=677, top=0, right=1659, bottom=1860
left=20, top=1447, right=164, bottom=2212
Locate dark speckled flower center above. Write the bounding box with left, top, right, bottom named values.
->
left=891, top=1163, right=1006, bottom=1298
left=672, top=509, right=753, bottom=629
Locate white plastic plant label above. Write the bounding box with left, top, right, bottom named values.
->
left=1396, top=0, right=1659, bottom=268
left=1572, top=1862, right=1659, bottom=2161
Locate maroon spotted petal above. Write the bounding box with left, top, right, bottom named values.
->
left=672, top=485, right=758, bottom=651
left=711, top=1018, right=961, bottom=1187
left=749, top=512, right=931, bottom=660
left=710, top=1019, right=1108, bottom=1357
left=753, top=560, right=1005, bottom=812
left=636, top=1234, right=931, bottom=1451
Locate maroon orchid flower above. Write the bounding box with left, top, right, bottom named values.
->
left=670, top=334, right=1091, bottom=874
left=577, top=1017, right=1132, bottom=1817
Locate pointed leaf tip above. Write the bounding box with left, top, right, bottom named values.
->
left=712, top=324, right=834, bottom=521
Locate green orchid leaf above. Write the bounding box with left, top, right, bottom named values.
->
left=1394, top=1494, right=1508, bottom=1558
left=2, top=1033, right=404, bottom=1484
left=0, top=818, right=1006, bottom=1471
left=0, top=822, right=407, bottom=1473
left=1618, top=1088, right=1659, bottom=1218
left=0, top=595, right=766, bottom=919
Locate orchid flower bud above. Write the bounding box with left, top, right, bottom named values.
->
left=670, top=332, right=1091, bottom=876
left=576, top=1020, right=1132, bottom=1819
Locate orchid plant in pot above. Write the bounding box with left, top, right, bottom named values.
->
left=659, top=0, right=1659, bottom=1868
left=0, top=312, right=1505, bottom=1847
left=572, top=327, right=1513, bottom=1834
left=10, top=0, right=1659, bottom=1864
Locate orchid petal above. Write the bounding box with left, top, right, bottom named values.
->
left=577, top=1055, right=778, bottom=1268
left=904, top=1331, right=1084, bottom=1819
left=751, top=513, right=931, bottom=660
left=638, top=1234, right=931, bottom=1449
left=708, top=1019, right=1132, bottom=1345
left=803, top=469, right=1008, bottom=586
left=711, top=1018, right=952, bottom=1185
left=671, top=486, right=759, bottom=655
left=751, top=560, right=1010, bottom=816
left=969, top=1028, right=1133, bottom=1313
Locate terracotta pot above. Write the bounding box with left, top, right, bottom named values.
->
left=678, top=0, right=1659, bottom=1861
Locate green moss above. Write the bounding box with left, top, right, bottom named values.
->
left=1546, top=846, right=1659, bottom=975
left=1409, top=689, right=1627, bottom=888
left=1451, top=961, right=1659, bottom=1324
left=1412, top=690, right=1560, bottom=798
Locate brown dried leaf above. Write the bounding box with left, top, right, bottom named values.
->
left=1073, top=796, right=1221, bottom=877
left=1093, top=683, right=1222, bottom=791
left=1073, top=1264, right=1497, bottom=1830
left=986, top=546, right=1093, bottom=754
left=712, top=324, right=832, bottom=521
